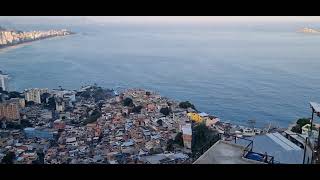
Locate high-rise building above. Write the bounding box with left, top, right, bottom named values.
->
left=7, top=98, right=26, bottom=108
left=24, top=88, right=48, bottom=104
left=0, top=101, right=21, bottom=121
left=0, top=71, right=9, bottom=91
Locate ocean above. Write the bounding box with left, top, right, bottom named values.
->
left=1, top=22, right=320, bottom=128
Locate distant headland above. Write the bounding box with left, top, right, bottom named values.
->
left=0, top=26, right=75, bottom=49
left=297, top=27, right=320, bottom=34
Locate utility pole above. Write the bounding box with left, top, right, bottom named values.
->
left=303, top=137, right=308, bottom=164
left=248, top=119, right=256, bottom=131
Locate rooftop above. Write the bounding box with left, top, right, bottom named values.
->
left=198, top=112, right=209, bottom=117
left=310, top=102, right=320, bottom=114
left=233, top=133, right=305, bottom=164
left=193, top=140, right=262, bottom=164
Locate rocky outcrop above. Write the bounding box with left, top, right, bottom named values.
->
left=0, top=27, right=74, bottom=48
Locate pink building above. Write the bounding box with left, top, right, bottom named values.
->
left=53, top=120, right=66, bottom=130
left=147, top=104, right=156, bottom=112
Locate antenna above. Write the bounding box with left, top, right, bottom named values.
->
left=247, top=119, right=256, bottom=130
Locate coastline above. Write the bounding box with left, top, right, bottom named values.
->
left=0, top=41, right=34, bottom=53
left=0, top=33, right=75, bottom=52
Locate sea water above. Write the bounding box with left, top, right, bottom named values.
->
left=1, top=22, right=320, bottom=128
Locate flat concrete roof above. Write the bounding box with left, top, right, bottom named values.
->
left=193, top=140, right=262, bottom=164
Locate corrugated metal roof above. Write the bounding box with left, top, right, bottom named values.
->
left=235, top=133, right=304, bottom=164
left=267, top=133, right=301, bottom=151
left=310, top=102, right=320, bottom=113
left=199, top=112, right=209, bottom=117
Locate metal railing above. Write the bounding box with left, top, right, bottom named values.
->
left=192, top=133, right=278, bottom=164
left=232, top=135, right=277, bottom=164
left=191, top=133, right=221, bottom=161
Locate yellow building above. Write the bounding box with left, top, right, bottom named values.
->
left=187, top=113, right=203, bottom=123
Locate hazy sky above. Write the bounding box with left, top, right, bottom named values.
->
left=85, top=16, right=320, bottom=23
left=1, top=16, right=320, bottom=25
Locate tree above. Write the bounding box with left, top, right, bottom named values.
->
left=192, top=122, right=218, bottom=153
left=146, top=91, right=151, bottom=96
left=291, top=125, right=302, bottom=134
left=291, top=118, right=313, bottom=134
left=25, top=101, right=35, bottom=107
left=84, top=109, right=102, bottom=124
left=132, top=105, right=143, bottom=113
left=1, top=151, right=15, bottom=164
left=157, top=119, right=163, bottom=126
left=174, top=132, right=184, bottom=147
left=40, top=92, right=50, bottom=104
left=92, top=87, right=107, bottom=102
left=37, top=151, right=45, bottom=164
left=6, top=121, right=22, bottom=130
left=296, top=118, right=310, bottom=127
left=160, top=107, right=170, bottom=116
left=45, top=97, right=56, bottom=110
left=8, top=91, right=23, bottom=99
left=79, top=90, right=91, bottom=99
left=179, top=101, right=196, bottom=110
left=166, top=139, right=174, bottom=151
left=123, top=97, right=134, bottom=107
left=20, top=119, right=32, bottom=128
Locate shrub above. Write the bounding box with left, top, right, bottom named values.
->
left=8, top=91, right=23, bottom=99
left=123, top=97, right=134, bottom=107
left=192, top=122, right=219, bottom=153
left=291, top=118, right=315, bottom=134
left=296, top=118, right=310, bottom=127
left=84, top=109, right=101, bottom=124
left=179, top=101, right=196, bottom=110
left=160, top=107, right=170, bottom=116
left=174, top=132, right=184, bottom=147
left=166, top=139, right=174, bottom=151
left=157, top=119, right=163, bottom=126
left=1, top=151, right=15, bottom=164
left=132, top=105, right=143, bottom=113
left=25, top=101, right=35, bottom=107
left=291, top=125, right=302, bottom=134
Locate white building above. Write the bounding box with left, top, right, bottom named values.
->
left=0, top=71, right=9, bottom=91
left=24, top=88, right=48, bottom=104
left=182, top=123, right=192, bottom=149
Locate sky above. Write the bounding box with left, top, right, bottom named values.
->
left=85, top=16, right=320, bottom=23
left=0, top=16, right=320, bottom=25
